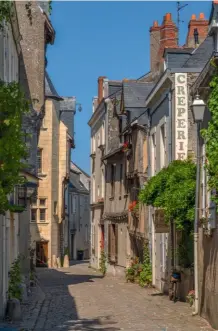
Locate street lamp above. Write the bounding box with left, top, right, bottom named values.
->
left=191, top=94, right=206, bottom=316
left=191, top=95, right=206, bottom=123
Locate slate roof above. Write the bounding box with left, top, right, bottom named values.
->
left=182, top=36, right=214, bottom=69
left=59, top=97, right=76, bottom=138
left=45, top=71, right=62, bottom=100
left=164, top=48, right=193, bottom=69
left=123, top=82, right=154, bottom=109
left=59, top=97, right=76, bottom=112
left=69, top=170, right=89, bottom=193
left=108, top=81, right=122, bottom=96
left=71, top=162, right=90, bottom=179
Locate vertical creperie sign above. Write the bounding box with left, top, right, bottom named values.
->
left=175, top=73, right=188, bottom=160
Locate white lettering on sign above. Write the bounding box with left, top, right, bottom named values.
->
left=175, top=73, right=188, bottom=160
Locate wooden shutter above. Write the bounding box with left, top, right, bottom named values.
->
left=115, top=224, right=118, bottom=264
left=108, top=224, right=111, bottom=261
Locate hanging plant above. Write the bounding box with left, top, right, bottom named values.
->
left=0, top=81, right=29, bottom=214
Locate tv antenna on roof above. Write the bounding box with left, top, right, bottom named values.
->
left=177, top=1, right=188, bottom=45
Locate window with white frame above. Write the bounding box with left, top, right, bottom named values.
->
left=151, top=132, right=156, bottom=176
left=160, top=124, right=166, bottom=169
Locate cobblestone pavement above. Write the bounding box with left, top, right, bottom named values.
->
left=1, top=262, right=215, bottom=331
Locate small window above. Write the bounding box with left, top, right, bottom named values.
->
left=39, top=198, right=46, bottom=206
left=31, top=209, right=37, bottom=222
left=40, top=209, right=46, bottom=222
left=31, top=197, right=37, bottom=206
left=37, top=148, right=42, bottom=173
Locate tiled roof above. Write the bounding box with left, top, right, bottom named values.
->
left=45, top=71, right=62, bottom=100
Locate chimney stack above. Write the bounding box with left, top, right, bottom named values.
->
left=150, top=20, right=161, bottom=72
left=98, top=76, right=106, bottom=104
left=158, top=13, right=178, bottom=61
left=186, top=13, right=208, bottom=48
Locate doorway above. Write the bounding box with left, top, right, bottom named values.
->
left=36, top=241, right=48, bottom=267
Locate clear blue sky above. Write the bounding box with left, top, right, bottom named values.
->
left=47, top=1, right=211, bottom=174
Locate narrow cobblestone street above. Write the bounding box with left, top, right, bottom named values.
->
left=9, top=262, right=213, bottom=331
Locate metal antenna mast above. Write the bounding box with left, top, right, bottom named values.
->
left=177, top=1, right=188, bottom=45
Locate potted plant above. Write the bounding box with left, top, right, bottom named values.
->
left=186, top=290, right=195, bottom=306
left=122, top=141, right=131, bottom=152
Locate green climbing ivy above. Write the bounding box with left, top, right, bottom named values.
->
left=139, top=243, right=152, bottom=287
left=201, top=68, right=218, bottom=203
left=139, top=160, right=196, bottom=231
left=99, top=249, right=107, bottom=276
left=8, top=256, right=22, bottom=301
left=0, top=0, right=12, bottom=30
left=0, top=81, right=29, bottom=214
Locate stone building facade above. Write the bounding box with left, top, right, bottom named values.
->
left=30, top=73, right=75, bottom=267
left=69, top=162, right=90, bottom=260
left=0, top=1, right=54, bottom=318
left=88, top=77, right=107, bottom=270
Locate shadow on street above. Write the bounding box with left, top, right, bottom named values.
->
left=36, top=267, right=121, bottom=330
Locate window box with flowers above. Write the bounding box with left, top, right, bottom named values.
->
left=122, top=142, right=132, bottom=153
left=128, top=201, right=139, bottom=218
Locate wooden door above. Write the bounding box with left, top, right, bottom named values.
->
left=36, top=241, right=48, bottom=267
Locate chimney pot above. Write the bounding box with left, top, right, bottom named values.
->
left=191, top=14, right=196, bottom=20
left=199, top=13, right=205, bottom=19
left=98, top=76, right=107, bottom=104
left=165, top=13, right=172, bottom=22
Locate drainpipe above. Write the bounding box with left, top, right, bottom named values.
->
left=60, top=176, right=68, bottom=257
left=168, top=91, right=175, bottom=272
left=193, top=122, right=200, bottom=316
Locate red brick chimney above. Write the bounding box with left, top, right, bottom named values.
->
left=98, top=76, right=106, bottom=104
left=158, top=13, right=178, bottom=61
left=186, top=13, right=208, bottom=48
left=150, top=21, right=161, bottom=72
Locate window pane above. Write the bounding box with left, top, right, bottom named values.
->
left=37, top=149, right=42, bottom=173
left=31, top=209, right=37, bottom=221
left=39, top=198, right=46, bottom=206
left=40, top=209, right=46, bottom=221
left=31, top=197, right=37, bottom=206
